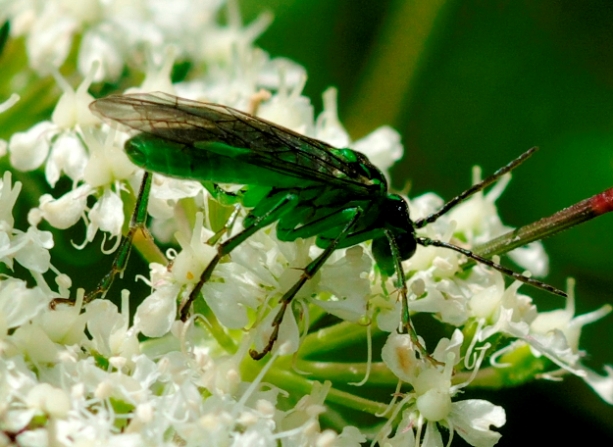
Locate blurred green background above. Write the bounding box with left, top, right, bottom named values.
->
left=242, top=0, right=613, bottom=444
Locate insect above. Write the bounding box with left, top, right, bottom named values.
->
left=82, top=92, right=611, bottom=360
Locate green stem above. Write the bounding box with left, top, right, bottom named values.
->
left=291, top=359, right=398, bottom=386
left=299, top=320, right=374, bottom=357
left=263, top=367, right=389, bottom=416
left=454, top=367, right=505, bottom=388
left=193, top=295, right=239, bottom=354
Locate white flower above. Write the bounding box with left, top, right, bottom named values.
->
left=51, top=63, right=99, bottom=128
left=257, top=71, right=313, bottom=135
left=26, top=383, right=71, bottom=418
left=0, top=171, right=54, bottom=274
left=35, top=293, right=88, bottom=346
left=530, top=280, right=611, bottom=352
left=11, top=320, right=61, bottom=364
left=81, top=128, right=135, bottom=188
left=314, top=245, right=372, bottom=322
left=145, top=173, right=204, bottom=243
left=35, top=184, right=92, bottom=230
left=0, top=278, right=48, bottom=336
left=448, top=166, right=549, bottom=276
left=528, top=282, right=613, bottom=391
left=8, top=64, right=98, bottom=174
left=86, top=187, right=125, bottom=243
left=409, top=276, right=470, bottom=326
left=25, top=7, right=77, bottom=74
left=314, top=87, right=350, bottom=148
left=448, top=400, right=506, bottom=447
left=44, top=132, right=89, bottom=187
left=171, top=212, right=218, bottom=286
left=583, top=366, right=613, bottom=405
left=85, top=298, right=140, bottom=361
left=0, top=170, right=20, bottom=231
left=352, top=125, right=403, bottom=174
left=0, top=356, right=41, bottom=433
left=381, top=331, right=505, bottom=447
left=134, top=284, right=179, bottom=338
left=77, top=24, right=125, bottom=82
left=8, top=121, right=55, bottom=171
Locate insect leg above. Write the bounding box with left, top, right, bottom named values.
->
left=50, top=171, right=155, bottom=308
left=382, top=229, right=431, bottom=359
left=179, top=191, right=301, bottom=321
left=202, top=180, right=244, bottom=206
left=205, top=204, right=241, bottom=247
left=249, top=207, right=363, bottom=360
left=417, top=236, right=567, bottom=297
left=414, top=147, right=537, bottom=228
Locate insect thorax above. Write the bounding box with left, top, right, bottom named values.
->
left=330, top=147, right=389, bottom=190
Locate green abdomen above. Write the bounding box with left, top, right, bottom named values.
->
left=125, top=134, right=315, bottom=188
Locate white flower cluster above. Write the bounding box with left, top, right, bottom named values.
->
left=1, top=1, right=612, bottom=446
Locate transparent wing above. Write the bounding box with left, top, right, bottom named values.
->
left=91, top=92, right=383, bottom=192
